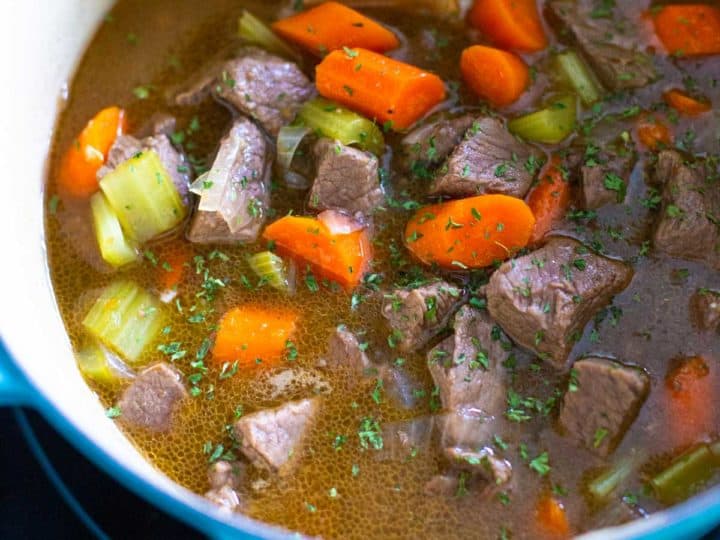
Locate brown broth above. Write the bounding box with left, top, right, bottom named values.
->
left=45, top=1, right=720, bottom=538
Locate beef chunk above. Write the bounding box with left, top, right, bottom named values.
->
left=546, top=1, right=656, bottom=91
left=488, top=237, right=633, bottom=367
left=204, top=460, right=245, bottom=512
left=382, top=280, right=462, bottom=353
left=205, top=485, right=242, bottom=512
left=690, top=289, right=720, bottom=332
left=402, top=115, right=475, bottom=176
left=324, top=325, right=372, bottom=375
left=233, top=398, right=319, bottom=476
left=187, top=118, right=271, bottom=244
left=137, top=112, right=177, bottom=138
left=98, top=128, right=191, bottom=204
left=207, top=460, right=245, bottom=490
left=581, top=160, right=629, bottom=210
left=117, top=363, right=187, bottom=432
left=652, top=151, right=720, bottom=270
left=308, top=139, right=384, bottom=216
left=559, top=357, right=649, bottom=456
left=428, top=306, right=510, bottom=413
left=430, top=117, right=542, bottom=198
left=444, top=445, right=512, bottom=484
left=428, top=306, right=513, bottom=484
left=215, top=48, right=313, bottom=136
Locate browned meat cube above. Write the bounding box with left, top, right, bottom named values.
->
left=559, top=357, right=649, bottom=456
left=401, top=114, right=475, bottom=176
left=234, top=398, right=320, bottom=476
left=487, top=237, right=633, bottom=367
left=691, top=289, right=720, bottom=331
left=430, top=117, right=542, bottom=199
left=308, top=139, right=384, bottom=216
left=187, top=118, right=271, bottom=245
left=117, top=363, right=187, bottom=432
left=324, top=325, right=372, bottom=375
left=652, top=150, right=720, bottom=270
left=382, top=280, right=462, bottom=353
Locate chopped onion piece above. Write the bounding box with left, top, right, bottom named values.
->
left=277, top=125, right=311, bottom=170
left=318, top=210, right=364, bottom=235
left=196, top=132, right=242, bottom=212
left=284, top=171, right=311, bottom=190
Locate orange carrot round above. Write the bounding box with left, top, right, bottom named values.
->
left=212, top=306, right=298, bottom=368
left=460, top=45, right=529, bottom=107
left=272, top=1, right=399, bottom=56
left=663, top=88, right=712, bottom=116
left=536, top=495, right=570, bottom=537
left=665, top=356, right=714, bottom=447
left=158, top=244, right=191, bottom=292
left=315, top=48, right=446, bottom=130
left=262, top=215, right=372, bottom=290
left=468, top=0, right=548, bottom=53
left=653, top=4, right=720, bottom=57
left=405, top=194, right=535, bottom=269
left=527, top=156, right=571, bottom=245
left=636, top=114, right=672, bottom=150
left=58, top=106, right=127, bottom=198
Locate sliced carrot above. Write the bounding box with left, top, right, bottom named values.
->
left=58, top=106, right=127, bottom=198
left=536, top=495, right=570, bottom=537
left=262, top=215, right=372, bottom=290
left=460, top=45, right=529, bottom=107
left=272, top=1, right=399, bottom=56
left=315, top=47, right=446, bottom=130
left=468, top=0, right=548, bottom=53
left=404, top=194, right=535, bottom=269
left=653, top=4, right=720, bottom=57
left=527, top=156, right=571, bottom=245
left=663, top=88, right=712, bottom=116
left=636, top=114, right=672, bottom=150
left=665, top=356, right=714, bottom=447
left=158, top=244, right=191, bottom=292
left=212, top=306, right=298, bottom=368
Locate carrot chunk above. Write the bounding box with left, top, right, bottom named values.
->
left=636, top=114, right=673, bottom=150
left=663, top=88, right=712, bottom=116
left=653, top=4, right=720, bottom=57
left=157, top=244, right=191, bottom=292
left=262, top=215, right=372, bottom=290
left=468, top=0, right=548, bottom=53
left=460, top=45, right=529, bottom=107
left=315, top=47, right=446, bottom=130
left=272, top=1, right=399, bottom=56
left=665, top=356, right=714, bottom=447
left=404, top=194, right=535, bottom=269
left=527, top=156, right=571, bottom=245
left=213, top=306, right=298, bottom=368
left=58, top=106, right=127, bottom=198
left=536, top=495, right=570, bottom=537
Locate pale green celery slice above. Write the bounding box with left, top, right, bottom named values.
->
left=508, top=95, right=577, bottom=144
left=75, top=340, right=115, bottom=384
left=554, top=51, right=603, bottom=105
left=90, top=192, right=138, bottom=268
left=100, top=150, right=187, bottom=243
left=650, top=444, right=717, bottom=504
left=238, top=10, right=298, bottom=60
left=82, top=281, right=165, bottom=363
left=248, top=251, right=290, bottom=292
left=298, top=98, right=385, bottom=156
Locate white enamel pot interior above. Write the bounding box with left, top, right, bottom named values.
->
left=0, top=1, right=718, bottom=539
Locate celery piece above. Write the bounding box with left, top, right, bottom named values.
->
left=248, top=251, right=290, bottom=292
left=76, top=340, right=115, bottom=384
left=238, top=10, right=298, bottom=60
left=650, top=445, right=717, bottom=504
left=508, top=95, right=577, bottom=144
left=100, top=150, right=187, bottom=243
left=82, top=281, right=166, bottom=363
left=90, top=192, right=138, bottom=268
left=555, top=51, right=603, bottom=105
left=298, top=98, right=385, bottom=156
left=588, top=453, right=639, bottom=501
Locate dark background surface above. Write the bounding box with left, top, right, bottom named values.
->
left=0, top=405, right=718, bottom=540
